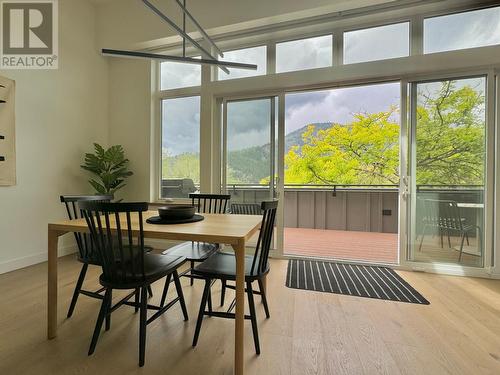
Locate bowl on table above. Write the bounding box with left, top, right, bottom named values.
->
left=157, top=205, right=196, bottom=220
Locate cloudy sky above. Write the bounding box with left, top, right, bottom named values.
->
left=162, top=7, right=499, bottom=155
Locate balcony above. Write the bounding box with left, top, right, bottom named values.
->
left=227, top=183, right=484, bottom=267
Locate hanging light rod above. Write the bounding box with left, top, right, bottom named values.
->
left=101, top=49, right=257, bottom=70
left=141, top=0, right=231, bottom=73
left=174, top=0, right=223, bottom=58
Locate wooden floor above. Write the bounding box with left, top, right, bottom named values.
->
left=2, top=254, right=500, bottom=374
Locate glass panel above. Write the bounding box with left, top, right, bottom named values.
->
left=283, top=83, right=400, bottom=263
left=217, top=46, right=267, bottom=80
left=226, top=99, right=271, bottom=187
left=161, top=96, right=200, bottom=198
left=276, top=35, right=332, bottom=73
left=225, top=98, right=276, bottom=247
left=424, top=7, right=500, bottom=53
left=410, top=77, right=486, bottom=267
left=344, top=22, right=409, bottom=64
left=160, top=58, right=201, bottom=90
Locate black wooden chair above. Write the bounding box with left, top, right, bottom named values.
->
left=191, top=200, right=277, bottom=355
left=79, top=201, right=188, bottom=367
left=60, top=195, right=113, bottom=318
left=230, top=202, right=262, bottom=215
left=221, top=201, right=263, bottom=306
left=418, top=198, right=481, bottom=261
left=162, top=193, right=231, bottom=286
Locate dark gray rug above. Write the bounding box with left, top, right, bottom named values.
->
left=286, top=259, right=429, bottom=305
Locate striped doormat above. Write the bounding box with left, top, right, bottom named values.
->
left=286, top=259, right=429, bottom=305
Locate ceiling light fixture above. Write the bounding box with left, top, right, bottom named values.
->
left=101, top=0, right=257, bottom=74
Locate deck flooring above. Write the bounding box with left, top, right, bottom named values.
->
left=284, top=227, right=482, bottom=267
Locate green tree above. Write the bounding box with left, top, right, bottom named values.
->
left=162, top=150, right=200, bottom=182
left=284, top=109, right=400, bottom=185
left=415, top=81, right=484, bottom=185
left=283, top=82, right=485, bottom=187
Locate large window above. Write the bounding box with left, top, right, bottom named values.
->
left=217, top=45, right=267, bottom=81
left=161, top=96, right=200, bottom=198
left=276, top=35, right=332, bottom=73
left=160, top=59, right=201, bottom=90
left=424, top=7, right=500, bottom=54
left=344, top=22, right=409, bottom=64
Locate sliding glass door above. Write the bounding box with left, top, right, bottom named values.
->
left=407, top=76, right=488, bottom=267
left=282, top=83, right=401, bottom=264
left=222, top=96, right=278, bottom=206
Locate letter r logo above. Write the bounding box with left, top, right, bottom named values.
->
left=2, top=2, right=53, bottom=54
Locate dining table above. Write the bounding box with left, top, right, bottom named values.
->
left=46, top=210, right=263, bottom=375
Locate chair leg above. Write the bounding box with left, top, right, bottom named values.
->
left=160, top=273, right=172, bottom=308
left=192, top=280, right=211, bottom=347
left=173, top=271, right=188, bottom=321
left=88, top=288, right=111, bottom=355
left=207, top=280, right=213, bottom=314
left=190, top=260, right=195, bottom=286
left=220, top=279, right=226, bottom=306
left=247, top=281, right=260, bottom=355
left=139, top=286, right=148, bottom=367
left=440, top=228, right=444, bottom=248
left=458, top=232, right=467, bottom=262
left=105, top=289, right=112, bottom=331
left=67, top=263, right=88, bottom=318
left=418, top=225, right=427, bottom=252
left=258, top=278, right=270, bottom=319
left=466, top=232, right=470, bottom=246
left=134, top=288, right=140, bottom=313
left=447, top=229, right=451, bottom=248
left=147, top=285, right=153, bottom=299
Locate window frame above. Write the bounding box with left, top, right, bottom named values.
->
left=159, top=56, right=203, bottom=91
left=158, top=92, right=202, bottom=201
left=275, top=33, right=334, bottom=74
left=342, top=20, right=411, bottom=65
left=215, top=44, right=269, bottom=81
left=422, top=5, right=500, bottom=54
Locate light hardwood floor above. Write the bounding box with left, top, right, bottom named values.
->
left=1, top=254, right=500, bottom=374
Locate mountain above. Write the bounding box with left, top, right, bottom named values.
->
left=227, top=122, right=333, bottom=183
left=284, top=122, right=332, bottom=153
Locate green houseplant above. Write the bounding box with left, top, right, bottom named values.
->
left=81, top=143, right=133, bottom=195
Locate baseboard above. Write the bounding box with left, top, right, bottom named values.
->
left=0, top=244, right=78, bottom=275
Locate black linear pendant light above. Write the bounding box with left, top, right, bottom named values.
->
left=102, top=0, right=257, bottom=74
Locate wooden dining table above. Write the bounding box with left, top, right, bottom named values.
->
left=47, top=210, right=263, bottom=375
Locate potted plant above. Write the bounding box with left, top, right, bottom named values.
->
left=81, top=143, right=133, bottom=195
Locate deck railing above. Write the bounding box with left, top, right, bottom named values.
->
left=225, top=183, right=483, bottom=234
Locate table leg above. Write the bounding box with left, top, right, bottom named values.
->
left=48, top=228, right=63, bottom=339
left=233, top=239, right=246, bottom=375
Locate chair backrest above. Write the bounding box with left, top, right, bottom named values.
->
left=423, top=198, right=463, bottom=231
left=251, top=200, right=278, bottom=276
left=231, top=202, right=262, bottom=215
left=79, top=201, right=149, bottom=285
left=189, top=193, right=231, bottom=214
left=60, top=195, right=113, bottom=263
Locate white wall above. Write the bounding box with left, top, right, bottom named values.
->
left=0, top=0, right=109, bottom=273
left=107, top=58, right=153, bottom=202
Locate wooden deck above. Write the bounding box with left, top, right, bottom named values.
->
left=284, top=228, right=483, bottom=267
left=284, top=228, right=399, bottom=264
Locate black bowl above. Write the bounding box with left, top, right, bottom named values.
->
left=158, top=205, right=195, bottom=220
